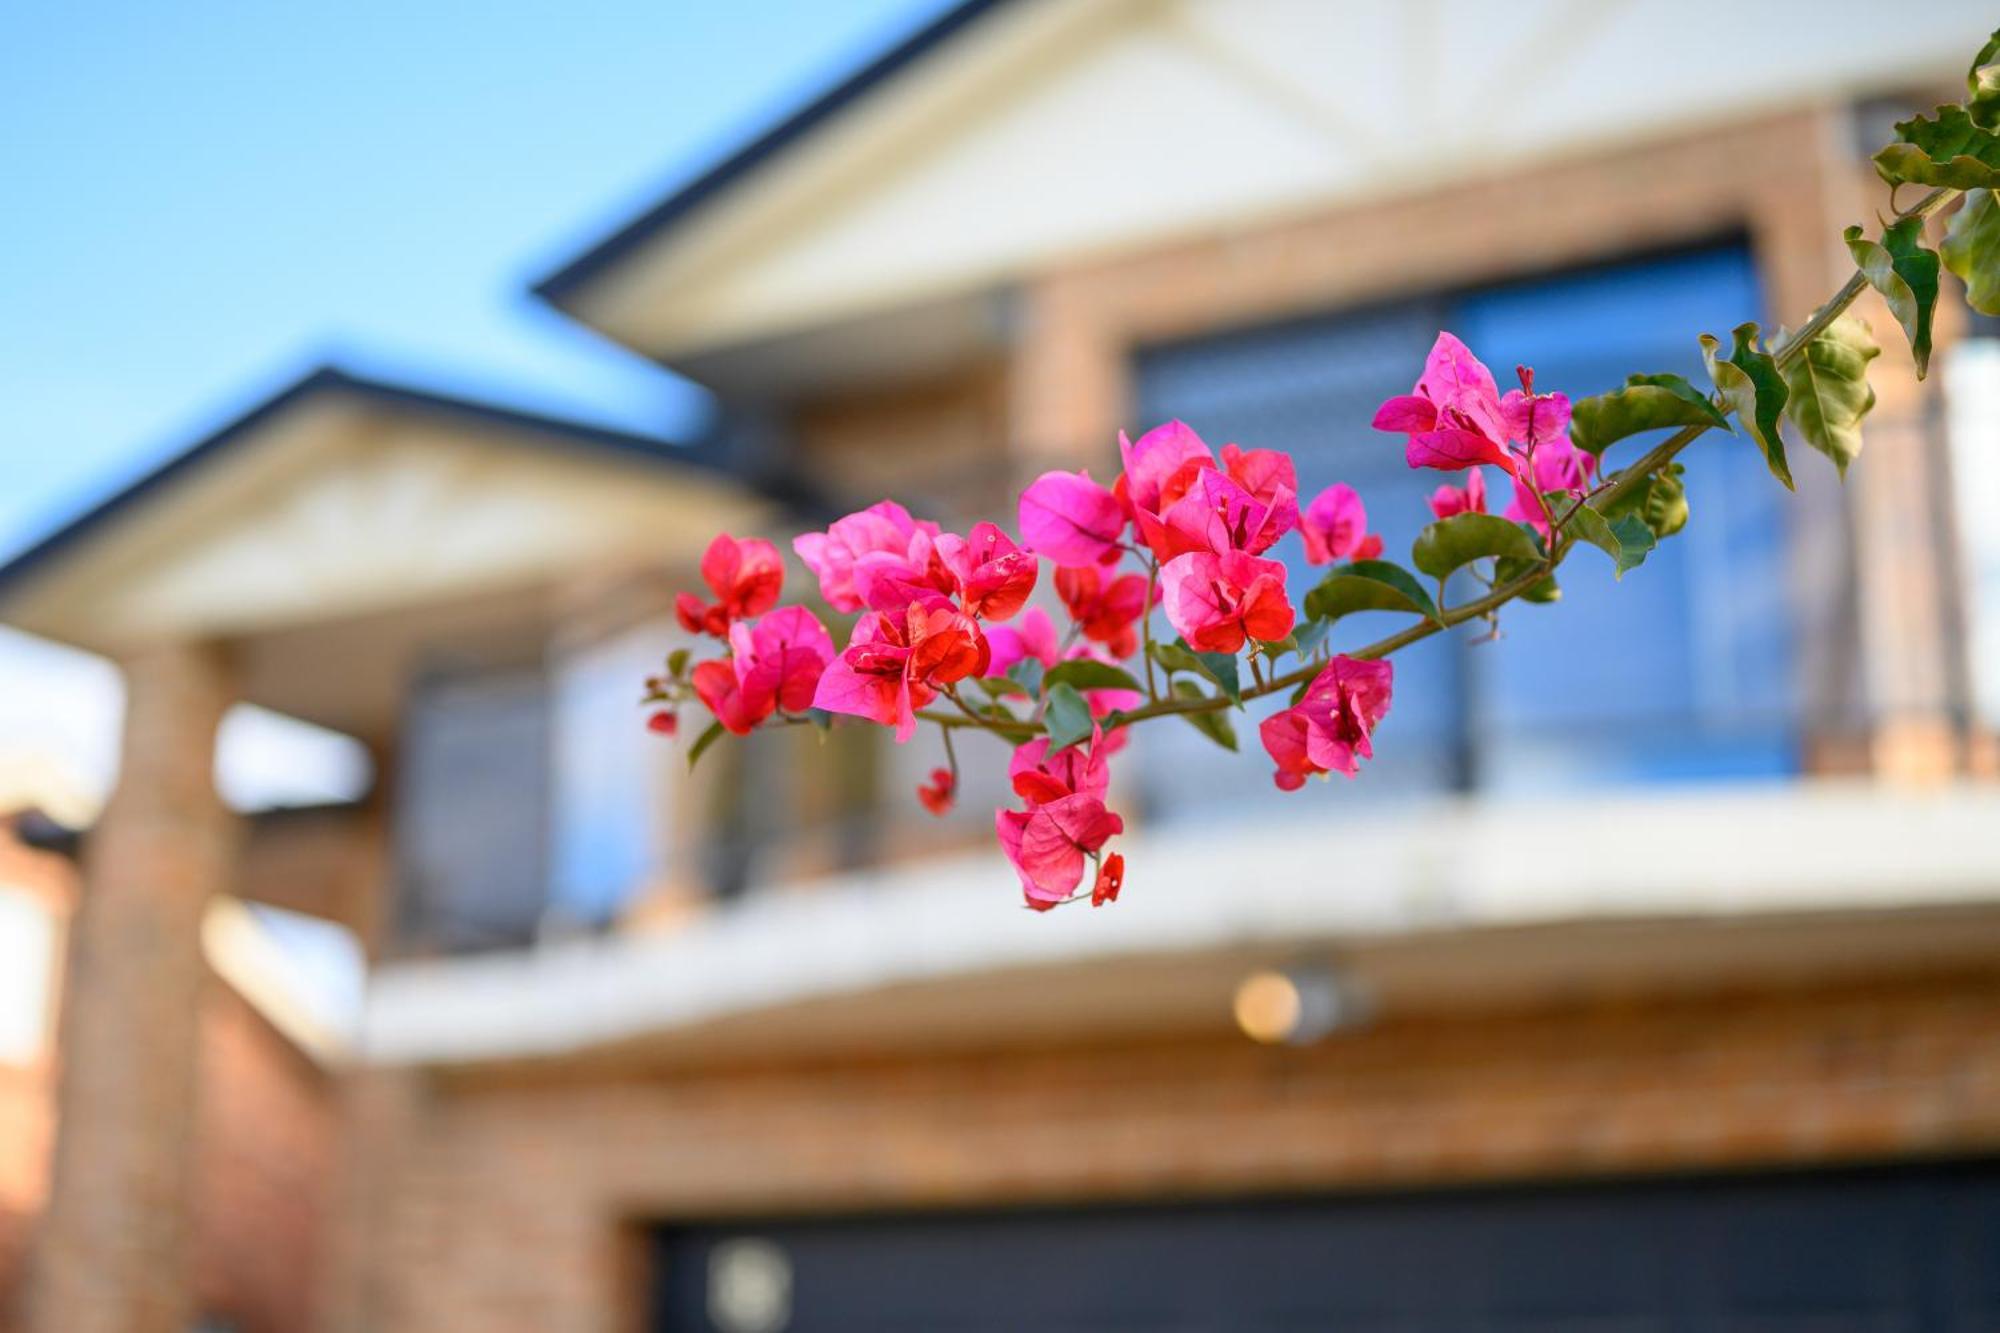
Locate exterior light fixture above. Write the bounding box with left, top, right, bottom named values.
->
left=1233, top=965, right=1373, bottom=1045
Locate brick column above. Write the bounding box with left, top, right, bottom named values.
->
left=28, top=641, right=236, bottom=1333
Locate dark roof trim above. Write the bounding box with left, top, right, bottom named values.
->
left=532, top=0, right=1022, bottom=312
left=0, top=365, right=748, bottom=605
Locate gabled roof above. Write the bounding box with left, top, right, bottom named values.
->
left=533, top=0, right=1020, bottom=311
left=0, top=365, right=779, bottom=675
left=0, top=365, right=746, bottom=611
left=528, top=0, right=1992, bottom=372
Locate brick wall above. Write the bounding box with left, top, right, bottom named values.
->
left=189, top=986, right=336, bottom=1333
left=0, top=826, right=335, bottom=1333
left=329, top=966, right=2000, bottom=1333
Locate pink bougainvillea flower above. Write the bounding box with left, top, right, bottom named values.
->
left=1220, top=442, right=1298, bottom=509
left=675, top=533, right=785, bottom=636
left=810, top=611, right=913, bottom=735
left=1258, top=654, right=1394, bottom=790
left=1017, top=469, right=1127, bottom=566
left=1300, top=483, right=1384, bottom=565
left=1159, top=549, right=1295, bottom=654
left=645, top=710, right=678, bottom=737
left=690, top=658, right=757, bottom=734
left=733, top=606, right=836, bottom=715
left=691, top=606, right=836, bottom=736
left=1152, top=465, right=1298, bottom=561
left=1054, top=564, right=1152, bottom=658
left=1372, top=332, right=1517, bottom=474
left=850, top=526, right=959, bottom=615
left=1117, top=420, right=1221, bottom=560
left=1009, top=727, right=1111, bottom=806
left=935, top=521, right=1038, bottom=621
left=1496, top=370, right=1592, bottom=536
left=1091, top=851, right=1124, bottom=907
left=812, top=602, right=988, bottom=742
left=907, top=600, right=990, bottom=692
left=794, top=501, right=940, bottom=613
left=1500, top=368, right=1573, bottom=458
left=1120, top=420, right=1215, bottom=512
left=995, top=793, right=1124, bottom=907
left=983, top=606, right=1060, bottom=678
left=915, top=766, right=955, bottom=817
left=1428, top=466, right=1488, bottom=520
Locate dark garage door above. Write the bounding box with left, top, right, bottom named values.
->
left=653, top=1162, right=2000, bottom=1332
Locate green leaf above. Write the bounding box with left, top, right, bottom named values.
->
left=1006, top=657, right=1045, bottom=698
left=1565, top=504, right=1657, bottom=578
left=1780, top=316, right=1880, bottom=480
left=1301, top=559, right=1442, bottom=625
left=971, top=673, right=1031, bottom=700
left=1042, top=682, right=1095, bottom=752
left=1042, top=659, right=1143, bottom=695
left=1291, top=619, right=1331, bottom=657
left=1970, top=29, right=2000, bottom=130
left=1700, top=323, right=1792, bottom=488
left=1194, top=651, right=1241, bottom=703
left=1569, top=373, right=1730, bottom=457
left=665, top=647, right=691, bottom=678
left=1171, top=680, right=1238, bottom=751
left=1151, top=639, right=1240, bottom=702
left=1411, top=512, right=1541, bottom=582
left=1645, top=467, right=1689, bottom=539
left=1603, top=463, right=1690, bottom=541
left=1149, top=639, right=1199, bottom=677
left=1942, top=189, right=2000, bottom=316
left=1494, top=556, right=1560, bottom=604
left=1873, top=104, right=2000, bottom=190
left=686, top=720, right=726, bottom=771
left=1844, top=217, right=1940, bottom=378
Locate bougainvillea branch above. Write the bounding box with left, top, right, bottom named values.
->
left=646, top=31, right=2000, bottom=912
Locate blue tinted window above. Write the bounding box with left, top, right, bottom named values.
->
left=1134, top=299, right=1467, bottom=822
left=1131, top=243, right=1795, bottom=820
left=1452, top=247, right=1795, bottom=787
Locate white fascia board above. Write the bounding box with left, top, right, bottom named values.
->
left=361, top=781, right=2000, bottom=1066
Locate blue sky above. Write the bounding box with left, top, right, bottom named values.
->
left=0, top=0, right=958, bottom=1027
left=0, top=0, right=954, bottom=560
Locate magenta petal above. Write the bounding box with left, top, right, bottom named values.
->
left=1406, top=426, right=1516, bottom=473
left=1371, top=395, right=1437, bottom=433
left=1118, top=421, right=1213, bottom=510
left=1018, top=469, right=1127, bottom=565
left=1301, top=483, right=1368, bottom=565
left=1220, top=442, right=1297, bottom=505
left=1004, top=794, right=1122, bottom=901
left=1419, top=334, right=1502, bottom=422
left=1500, top=389, right=1573, bottom=451
left=811, top=654, right=903, bottom=729
left=1158, top=551, right=1225, bottom=645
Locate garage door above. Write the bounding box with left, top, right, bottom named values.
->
left=651, top=1162, right=2000, bottom=1332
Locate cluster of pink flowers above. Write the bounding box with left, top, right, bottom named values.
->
left=654, top=333, right=1568, bottom=912
left=1374, top=332, right=1589, bottom=533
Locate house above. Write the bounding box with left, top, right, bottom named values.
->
left=3, top=1, right=2000, bottom=1329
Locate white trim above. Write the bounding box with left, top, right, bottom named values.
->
left=362, top=781, right=2000, bottom=1066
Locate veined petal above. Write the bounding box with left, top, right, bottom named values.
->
left=1018, top=469, right=1127, bottom=565
left=1406, top=426, right=1516, bottom=473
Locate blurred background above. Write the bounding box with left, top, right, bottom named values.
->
left=3, top=2, right=2000, bottom=1330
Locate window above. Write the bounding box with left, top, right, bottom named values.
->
left=395, top=664, right=551, bottom=952
left=1132, top=244, right=1790, bottom=822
